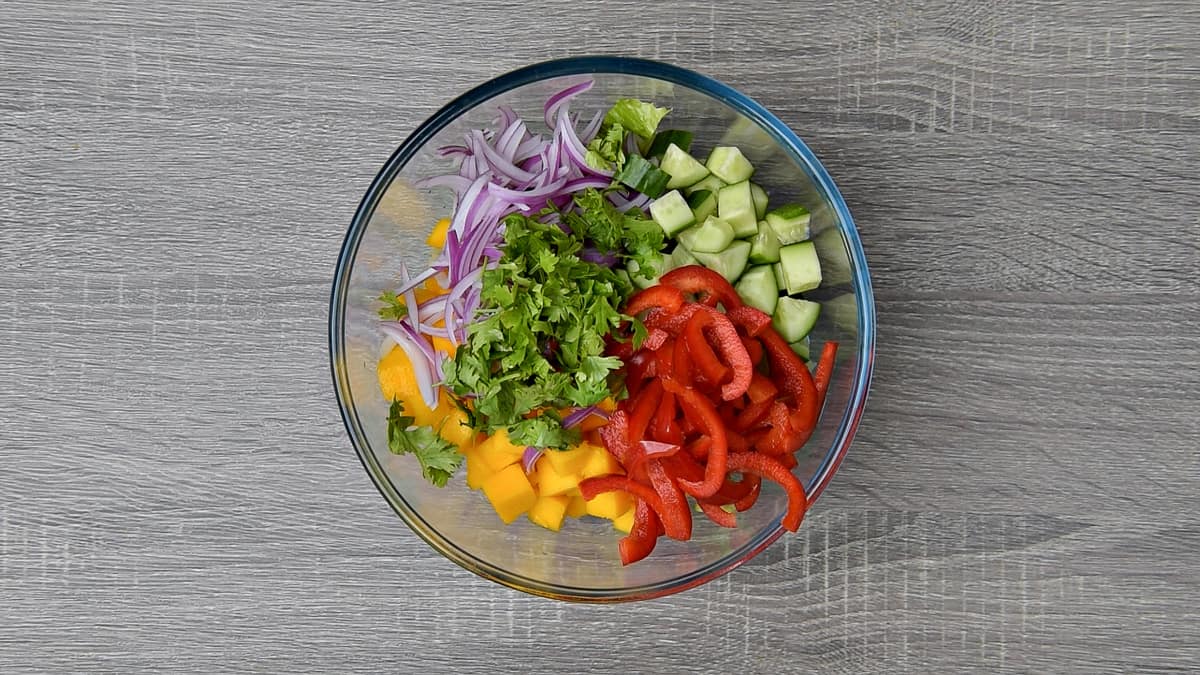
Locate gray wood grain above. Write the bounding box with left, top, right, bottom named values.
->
left=2, top=0, right=1198, bottom=672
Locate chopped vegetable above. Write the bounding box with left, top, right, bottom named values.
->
left=385, top=400, right=463, bottom=487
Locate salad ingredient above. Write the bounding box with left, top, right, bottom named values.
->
left=685, top=189, right=718, bottom=222
left=772, top=297, right=821, bottom=343
left=777, top=240, right=823, bottom=294
left=705, top=146, right=755, bottom=184
left=385, top=399, right=464, bottom=488
left=613, top=155, right=671, bottom=198
left=734, top=265, right=779, bottom=315
left=481, top=463, right=538, bottom=524
left=660, top=144, right=710, bottom=189
left=764, top=204, right=812, bottom=245
left=715, top=181, right=758, bottom=238
left=677, top=216, right=735, bottom=254
left=644, top=129, right=694, bottom=158
left=648, top=189, right=695, bottom=236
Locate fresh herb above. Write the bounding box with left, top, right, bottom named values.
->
left=585, top=123, right=626, bottom=172
left=386, top=399, right=462, bottom=487
left=444, top=196, right=660, bottom=449
left=377, top=290, right=408, bottom=321
left=603, top=98, right=670, bottom=140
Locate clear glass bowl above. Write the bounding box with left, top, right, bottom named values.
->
left=329, top=57, right=875, bottom=602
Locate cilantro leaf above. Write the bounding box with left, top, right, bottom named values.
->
left=603, top=98, right=670, bottom=139
left=385, top=399, right=463, bottom=487
left=377, top=290, right=408, bottom=321
left=585, top=123, right=626, bottom=172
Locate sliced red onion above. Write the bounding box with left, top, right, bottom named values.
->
left=487, top=177, right=568, bottom=211
left=496, top=105, right=517, bottom=128
left=561, top=405, right=609, bottom=428
left=521, top=446, right=543, bottom=474
left=470, top=130, right=536, bottom=185
left=580, top=110, right=603, bottom=143
left=580, top=249, right=618, bottom=266
left=543, top=79, right=593, bottom=130
left=380, top=322, right=438, bottom=409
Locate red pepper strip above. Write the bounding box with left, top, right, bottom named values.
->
left=659, top=265, right=743, bottom=310
left=779, top=453, right=798, bottom=470
left=619, top=500, right=660, bottom=566
left=646, top=460, right=692, bottom=540
left=623, top=284, right=685, bottom=318
left=746, top=372, right=779, bottom=404
left=671, top=337, right=692, bottom=386
left=624, top=439, right=682, bottom=478
left=697, top=472, right=757, bottom=505
left=733, top=398, right=774, bottom=432
left=654, top=338, right=675, bottom=376
left=758, top=402, right=799, bottom=455
left=685, top=435, right=712, bottom=460
left=727, top=430, right=752, bottom=453
left=680, top=306, right=752, bottom=400
left=724, top=452, right=809, bottom=531
left=598, top=410, right=632, bottom=465
left=661, top=379, right=727, bottom=498
left=627, top=379, right=664, bottom=444
left=652, top=390, right=681, bottom=444
left=733, top=476, right=762, bottom=512
left=760, top=327, right=819, bottom=431
left=607, top=335, right=634, bottom=361
left=741, top=335, right=764, bottom=366
left=726, top=305, right=772, bottom=337
left=645, top=302, right=698, bottom=336
left=579, top=476, right=669, bottom=521
left=813, top=341, right=839, bottom=402
left=643, top=327, right=670, bottom=351
left=664, top=452, right=705, bottom=482
left=699, top=502, right=737, bottom=528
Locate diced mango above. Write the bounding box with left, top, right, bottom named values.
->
left=580, top=446, right=624, bottom=479
left=543, top=444, right=594, bottom=476
left=464, top=449, right=491, bottom=490
left=430, top=335, right=457, bottom=356
left=585, top=490, right=633, bottom=519
left=377, top=346, right=439, bottom=421
left=612, top=507, right=635, bottom=533
left=596, top=397, right=617, bottom=413
left=438, top=408, right=475, bottom=447
left=427, top=218, right=451, bottom=248
left=481, top=464, right=537, bottom=524
left=565, top=495, right=588, bottom=518
left=476, top=429, right=524, bottom=473
left=528, top=495, right=570, bottom=532
left=532, top=460, right=580, bottom=497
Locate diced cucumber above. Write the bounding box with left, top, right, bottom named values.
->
left=645, top=130, right=694, bottom=158
left=748, top=219, right=781, bottom=264
left=706, top=146, right=755, bottom=183
left=677, top=216, right=735, bottom=254
left=772, top=297, right=820, bottom=342
left=684, top=174, right=726, bottom=197
left=750, top=183, right=769, bottom=220
left=789, top=336, right=811, bottom=361
left=778, top=241, right=823, bottom=294
left=649, top=189, right=695, bottom=236
left=670, top=244, right=698, bottom=268
left=661, top=144, right=710, bottom=190
left=692, top=240, right=751, bottom=283
left=614, top=155, right=670, bottom=198
left=772, top=262, right=786, bottom=289
left=627, top=252, right=668, bottom=289
left=686, top=189, right=718, bottom=222
left=764, top=204, right=811, bottom=245
left=734, top=265, right=778, bottom=314
left=717, top=181, right=758, bottom=238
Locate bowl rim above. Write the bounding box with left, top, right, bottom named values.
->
left=329, top=55, right=876, bottom=602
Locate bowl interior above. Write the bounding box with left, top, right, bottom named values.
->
left=331, top=59, right=873, bottom=601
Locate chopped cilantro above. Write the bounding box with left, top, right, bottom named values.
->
left=377, top=290, right=408, bottom=321
left=385, top=400, right=463, bottom=487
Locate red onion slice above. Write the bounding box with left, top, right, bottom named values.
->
left=521, top=446, right=544, bottom=474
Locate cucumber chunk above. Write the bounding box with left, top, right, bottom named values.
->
left=772, top=297, right=821, bottom=342
left=649, top=189, right=695, bottom=236
left=748, top=220, right=782, bottom=264
left=789, top=336, right=811, bottom=361
left=614, top=155, right=670, bottom=198
left=764, top=204, right=812, bottom=245
left=778, top=240, right=823, bottom=294
left=684, top=174, right=726, bottom=197
left=717, top=181, right=758, bottom=238
left=626, top=252, right=668, bottom=289
left=686, top=189, right=717, bottom=222
left=661, top=144, right=710, bottom=190
left=772, top=262, right=786, bottom=290
left=646, top=130, right=694, bottom=158
left=750, top=183, right=769, bottom=220
left=734, top=265, right=779, bottom=314
left=670, top=244, right=698, bottom=268
left=705, top=146, right=755, bottom=183
left=677, top=216, right=735, bottom=254
left=692, top=240, right=751, bottom=283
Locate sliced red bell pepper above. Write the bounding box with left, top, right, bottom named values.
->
left=746, top=372, right=778, bottom=404
left=652, top=390, right=682, bottom=444
left=724, top=452, right=809, bottom=532
left=579, top=475, right=669, bottom=521
left=658, top=265, right=743, bottom=310
left=598, top=409, right=632, bottom=465
left=643, top=327, right=670, bottom=351
left=646, top=460, right=692, bottom=540
left=813, top=341, right=838, bottom=402
left=727, top=305, right=772, bottom=337
left=618, top=500, right=660, bottom=566
left=733, top=398, right=774, bottom=432
left=699, top=502, right=737, bottom=528
left=760, top=327, right=818, bottom=432
left=623, top=284, right=685, bottom=317
left=627, top=379, right=663, bottom=444
left=685, top=305, right=752, bottom=400
left=726, top=430, right=752, bottom=453
left=741, top=335, right=764, bottom=366
left=671, top=337, right=692, bottom=386
left=664, top=451, right=705, bottom=482
left=685, top=435, right=712, bottom=461
left=661, top=379, right=727, bottom=498
left=758, top=401, right=800, bottom=456
left=733, top=476, right=762, bottom=512
left=684, top=309, right=730, bottom=387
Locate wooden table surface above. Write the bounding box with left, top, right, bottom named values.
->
left=2, top=1, right=1197, bottom=672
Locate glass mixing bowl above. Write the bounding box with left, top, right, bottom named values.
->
left=329, top=57, right=875, bottom=602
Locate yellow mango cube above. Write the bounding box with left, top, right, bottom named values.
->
left=544, top=444, right=594, bottom=476
left=580, top=446, right=624, bottom=479
left=532, top=460, right=580, bottom=498
left=476, top=429, right=523, bottom=473
left=565, top=495, right=588, bottom=518
left=437, top=408, right=475, bottom=448
left=585, top=490, right=633, bottom=520
left=481, top=464, right=537, bottom=524
left=612, top=507, right=635, bottom=533
left=427, top=218, right=451, bottom=248
left=527, top=495, right=570, bottom=532
left=464, top=449, right=491, bottom=490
